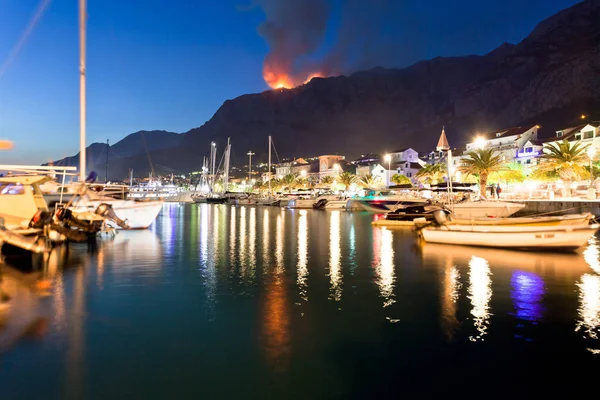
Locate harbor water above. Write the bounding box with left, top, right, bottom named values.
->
left=1, top=203, right=599, bottom=398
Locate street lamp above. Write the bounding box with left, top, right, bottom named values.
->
left=247, top=151, right=255, bottom=182
left=384, top=154, right=391, bottom=188
left=300, top=169, right=307, bottom=178
left=474, top=136, right=486, bottom=150
left=588, top=147, right=596, bottom=183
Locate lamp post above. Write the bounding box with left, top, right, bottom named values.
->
left=247, top=151, right=255, bottom=182
left=384, top=154, right=391, bottom=188
left=588, top=147, right=596, bottom=183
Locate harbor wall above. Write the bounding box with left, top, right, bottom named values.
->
left=514, top=200, right=600, bottom=217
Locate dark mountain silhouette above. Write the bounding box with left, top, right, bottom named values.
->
left=50, top=130, right=182, bottom=179
left=53, top=0, right=600, bottom=179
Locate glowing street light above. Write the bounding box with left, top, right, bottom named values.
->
left=474, top=136, right=486, bottom=150
left=300, top=169, right=307, bottom=178
left=384, top=154, right=391, bottom=188
left=247, top=150, right=255, bottom=182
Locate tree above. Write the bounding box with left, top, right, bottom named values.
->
left=491, top=162, right=526, bottom=184
left=416, top=163, right=446, bottom=185
left=535, top=140, right=589, bottom=197
left=281, top=174, right=297, bottom=193
left=391, top=173, right=412, bottom=186
left=359, top=174, right=383, bottom=190
left=338, top=172, right=357, bottom=191
left=459, top=148, right=504, bottom=198
left=321, top=176, right=334, bottom=185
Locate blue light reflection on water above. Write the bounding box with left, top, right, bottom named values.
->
left=511, top=271, right=545, bottom=322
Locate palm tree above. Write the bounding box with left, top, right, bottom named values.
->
left=321, top=176, right=334, bottom=185
left=338, top=172, right=357, bottom=191
left=416, top=163, right=446, bottom=185
left=281, top=174, right=297, bottom=193
left=391, top=173, right=412, bottom=186
left=492, top=162, right=526, bottom=185
left=459, top=148, right=504, bottom=198
left=359, top=174, right=383, bottom=190
left=535, top=140, right=589, bottom=197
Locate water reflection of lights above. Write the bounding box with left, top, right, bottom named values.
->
left=297, top=210, right=308, bottom=303
left=373, top=228, right=395, bottom=308
left=468, top=256, right=492, bottom=342
left=583, top=236, right=600, bottom=275
left=212, top=205, right=220, bottom=256
left=263, top=208, right=270, bottom=266
left=348, top=222, right=356, bottom=275
left=66, top=266, right=85, bottom=398
left=275, top=214, right=284, bottom=274
left=200, top=203, right=208, bottom=263
left=229, top=206, right=236, bottom=263
left=239, top=206, right=247, bottom=268
left=329, top=211, right=342, bottom=302
left=262, top=272, right=291, bottom=369
left=575, top=273, right=600, bottom=340
left=249, top=207, right=257, bottom=273
left=511, top=271, right=544, bottom=322
left=441, top=262, right=461, bottom=340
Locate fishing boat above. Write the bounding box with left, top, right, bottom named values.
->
left=417, top=213, right=599, bottom=251
left=373, top=204, right=593, bottom=227
left=450, top=213, right=593, bottom=226
left=311, top=195, right=349, bottom=210
left=372, top=204, right=449, bottom=226
left=449, top=200, right=526, bottom=218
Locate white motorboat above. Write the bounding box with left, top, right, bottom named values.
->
left=67, top=194, right=163, bottom=229
left=312, top=195, right=350, bottom=210
left=448, top=200, right=526, bottom=218
left=419, top=223, right=600, bottom=251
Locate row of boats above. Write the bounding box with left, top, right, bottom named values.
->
left=374, top=202, right=598, bottom=251
left=0, top=167, right=163, bottom=260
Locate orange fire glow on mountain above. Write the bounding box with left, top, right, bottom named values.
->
left=264, top=64, right=324, bottom=89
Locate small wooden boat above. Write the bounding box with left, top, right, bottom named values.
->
left=450, top=213, right=594, bottom=226
left=418, top=223, right=600, bottom=251
left=372, top=204, right=447, bottom=227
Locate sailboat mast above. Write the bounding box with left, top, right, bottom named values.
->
left=224, top=137, right=231, bottom=192
left=211, top=142, right=217, bottom=190
left=268, top=135, right=272, bottom=194
left=78, top=0, right=87, bottom=183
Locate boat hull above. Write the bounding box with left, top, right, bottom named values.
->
left=450, top=201, right=526, bottom=218
left=71, top=200, right=163, bottom=229
left=420, top=224, right=599, bottom=250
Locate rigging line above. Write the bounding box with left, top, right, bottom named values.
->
left=270, top=137, right=282, bottom=164
left=0, top=0, right=52, bottom=79
left=139, top=131, right=155, bottom=177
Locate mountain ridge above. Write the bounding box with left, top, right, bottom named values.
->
left=53, top=0, right=600, bottom=179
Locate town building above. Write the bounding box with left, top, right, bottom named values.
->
left=465, top=125, right=539, bottom=163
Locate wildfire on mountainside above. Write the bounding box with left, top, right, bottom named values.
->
left=263, top=64, right=323, bottom=89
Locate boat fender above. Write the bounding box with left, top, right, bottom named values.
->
left=433, top=210, right=448, bottom=226
left=29, top=210, right=52, bottom=229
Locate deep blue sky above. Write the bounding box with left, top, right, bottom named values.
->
left=0, top=0, right=580, bottom=164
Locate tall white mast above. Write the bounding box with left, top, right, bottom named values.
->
left=223, top=137, right=231, bottom=192
left=268, top=135, right=272, bottom=194
left=78, top=0, right=87, bottom=182
left=211, top=142, right=217, bottom=190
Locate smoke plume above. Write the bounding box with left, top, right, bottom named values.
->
left=252, top=0, right=398, bottom=89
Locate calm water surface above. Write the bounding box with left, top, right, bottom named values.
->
left=1, top=203, right=599, bottom=399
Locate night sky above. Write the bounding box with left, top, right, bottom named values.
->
left=0, top=0, right=580, bottom=164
